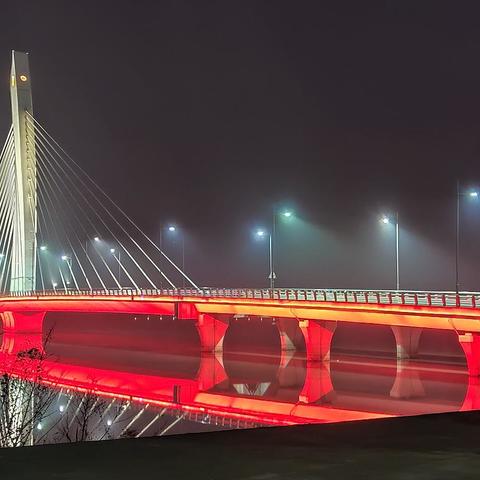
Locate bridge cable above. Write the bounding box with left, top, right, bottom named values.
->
left=33, top=147, right=87, bottom=292
left=27, top=114, right=193, bottom=289
left=26, top=118, right=160, bottom=290
left=31, top=131, right=137, bottom=291
left=33, top=141, right=107, bottom=291
left=26, top=116, right=172, bottom=289
left=27, top=119, right=148, bottom=290
left=0, top=133, right=16, bottom=291
left=30, top=124, right=123, bottom=291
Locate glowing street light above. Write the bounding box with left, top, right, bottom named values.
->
left=166, top=225, right=186, bottom=287
left=253, top=207, right=295, bottom=289
left=61, top=254, right=73, bottom=269
left=254, top=227, right=275, bottom=288
left=40, top=245, right=47, bottom=251
left=456, top=182, right=480, bottom=294
left=110, top=247, right=121, bottom=284
left=94, top=236, right=100, bottom=242
left=380, top=212, right=400, bottom=290
left=270, top=207, right=295, bottom=288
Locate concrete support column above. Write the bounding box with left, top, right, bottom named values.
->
left=389, top=361, right=425, bottom=399
left=299, top=320, right=337, bottom=362
left=196, top=353, right=228, bottom=391
left=461, top=377, right=480, bottom=410
left=196, top=313, right=229, bottom=352
left=276, top=318, right=302, bottom=351
left=0, top=311, right=45, bottom=334
left=459, top=333, right=480, bottom=376
left=299, top=362, right=333, bottom=404
left=391, top=326, right=422, bottom=359
left=277, top=355, right=304, bottom=388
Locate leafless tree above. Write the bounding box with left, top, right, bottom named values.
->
left=55, top=389, right=111, bottom=442
left=0, top=340, right=58, bottom=448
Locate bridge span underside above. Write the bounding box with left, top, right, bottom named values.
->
left=1, top=294, right=480, bottom=376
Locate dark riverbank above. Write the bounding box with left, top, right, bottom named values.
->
left=3, top=410, right=480, bottom=479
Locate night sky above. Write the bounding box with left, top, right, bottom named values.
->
left=1, top=1, right=480, bottom=290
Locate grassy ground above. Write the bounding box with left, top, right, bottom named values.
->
left=2, top=411, right=480, bottom=479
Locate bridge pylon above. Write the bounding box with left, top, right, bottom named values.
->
left=9, top=51, right=37, bottom=292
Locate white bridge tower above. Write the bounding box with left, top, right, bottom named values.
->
left=9, top=51, right=37, bottom=292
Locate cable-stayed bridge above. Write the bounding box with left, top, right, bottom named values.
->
left=2, top=51, right=480, bottom=379
left=1, top=52, right=196, bottom=293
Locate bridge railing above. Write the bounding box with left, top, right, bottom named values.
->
left=3, top=287, right=480, bottom=309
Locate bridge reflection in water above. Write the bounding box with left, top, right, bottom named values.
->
left=1, top=317, right=479, bottom=446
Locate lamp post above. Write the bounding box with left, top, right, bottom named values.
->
left=270, top=209, right=293, bottom=289
left=255, top=229, right=273, bottom=288
left=110, top=248, right=121, bottom=286
left=61, top=254, right=72, bottom=268
left=162, top=225, right=186, bottom=288
left=85, top=237, right=100, bottom=265
left=61, top=254, right=75, bottom=291
left=456, top=181, right=479, bottom=294
left=380, top=212, right=400, bottom=290
left=255, top=209, right=293, bottom=289
left=37, top=246, right=47, bottom=292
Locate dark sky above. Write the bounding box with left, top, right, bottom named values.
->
left=1, top=1, right=480, bottom=290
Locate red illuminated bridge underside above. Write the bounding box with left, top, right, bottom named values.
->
left=0, top=333, right=393, bottom=425
left=2, top=333, right=479, bottom=426
left=1, top=294, right=480, bottom=375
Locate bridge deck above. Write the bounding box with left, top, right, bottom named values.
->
left=2, top=289, right=480, bottom=376
left=1, top=289, right=480, bottom=332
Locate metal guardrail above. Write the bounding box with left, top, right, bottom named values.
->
left=2, top=288, right=480, bottom=309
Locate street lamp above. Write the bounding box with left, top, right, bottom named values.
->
left=270, top=208, right=294, bottom=289
left=456, top=181, right=479, bottom=294
left=253, top=208, right=294, bottom=289
left=61, top=255, right=76, bottom=291
left=39, top=245, right=47, bottom=251
left=380, top=212, right=400, bottom=290
left=255, top=227, right=275, bottom=289
left=164, top=225, right=185, bottom=288
left=61, top=254, right=72, bottom=267
left=159, top=224, right=177, bottom=250
left=110, top=247, right=121, bottom=285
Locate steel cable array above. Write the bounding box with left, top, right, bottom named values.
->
left=0, top=115, right=198, bottom=293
